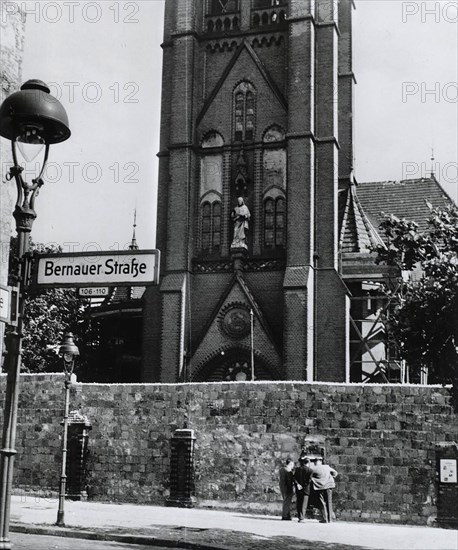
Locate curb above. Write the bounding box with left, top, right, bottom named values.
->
left=11, top=523, right=232, bottom=550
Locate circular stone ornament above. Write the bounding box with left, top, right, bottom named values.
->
left=221, top=306, right=251, bottom=339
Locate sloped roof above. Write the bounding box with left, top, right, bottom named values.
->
left=339, top=182, right=386, bottom=254
left=89, top=285, right=145, bottom=318
left=104, top=286, right=145, bottom=304
left=356, top=177, right=454, bottom=234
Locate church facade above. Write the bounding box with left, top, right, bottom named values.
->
left=143, top=0, right=355, bottom=383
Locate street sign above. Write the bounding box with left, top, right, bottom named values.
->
left=78, top=287, right=110, bottom=298
left=0, top=284, right=11, bottom=324
left=34, top=249, right=160, bottom=288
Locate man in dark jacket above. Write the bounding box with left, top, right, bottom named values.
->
left=279, top=458, right=295, bottom=520
left=294, top=456, right=314, bottom=522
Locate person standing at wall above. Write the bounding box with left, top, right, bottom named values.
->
left=310, top=457, right=338, bottom=523
left=279, top=458, right=295, bottom=520
left=294, top=455, right=314, bottom=522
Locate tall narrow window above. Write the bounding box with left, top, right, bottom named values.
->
left=200, top=132, right=224, bottom=255
left=201, top=201, right=222, bottom=253
left=213, top=202, right=221, bottom=249
left=202, top=202, right=212, bottom=251
left=245, top=92, right=254, bottom=141
left=235, top=92, right=244, bottom=142
left=264, top=196, right=285, bottom=248
left=264, top=198, right=275, bottom=247
left=233, top=82, right=256, bottom=142
left=275, top=197, right=285, bottom=246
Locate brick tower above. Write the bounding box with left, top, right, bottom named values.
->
left=143, top=0, right=354, bottom=383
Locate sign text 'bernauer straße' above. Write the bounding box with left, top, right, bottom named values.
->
left=35, top=250, right=160, bottom=288
left=44, top=257, right=147, bottom=278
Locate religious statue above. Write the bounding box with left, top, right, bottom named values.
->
left=231, top=197, right=250, bottom=249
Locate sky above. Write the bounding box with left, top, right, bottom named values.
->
left=5, top=0, right=458, bottom=251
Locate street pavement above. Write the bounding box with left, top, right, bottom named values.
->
left=10, top=532, right=166, bottom=550
left=9, top=494, right=458, bottom=550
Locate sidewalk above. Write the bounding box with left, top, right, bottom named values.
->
left=9, top=494, right=458, bottom=550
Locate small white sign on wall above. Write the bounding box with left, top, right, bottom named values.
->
left=440, top=459, right=457, bottom=483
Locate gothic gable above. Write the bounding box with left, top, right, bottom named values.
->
left=196, top=40, right=287, bottom=140
left=190, top=273, right=282, bottom=381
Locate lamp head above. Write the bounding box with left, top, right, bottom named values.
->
left=0, top=79, right=71, bottom=145
left=59, top=333, right=80, bottom=365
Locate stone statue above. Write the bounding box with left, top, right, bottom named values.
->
left=231, top=197, right=250, bottom=249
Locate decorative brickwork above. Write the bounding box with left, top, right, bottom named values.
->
left=5, top=374, right=457, bottom=525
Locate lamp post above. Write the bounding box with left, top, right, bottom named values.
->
left=56, top=333, right=79, bottom=527
left=0, top=79, right=70, bottom=549
left=250, top=309, right=254, bottom=381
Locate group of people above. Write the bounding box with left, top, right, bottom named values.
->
left=279, top=453, right=338, bottom=523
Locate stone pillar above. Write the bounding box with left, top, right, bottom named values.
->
left=337, top=0, right=355, bottom=190
left=155, top=0, right=197, bottom=382
left=167, top=429, right=196, bottom=508
left=314, top=0, right=350, bottom=382
left=159, top=273, right=187, bottom=383
left=284, top=0, right=315, bottom=380
left=65, top=411, right=92, bottom=501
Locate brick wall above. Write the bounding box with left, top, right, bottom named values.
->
left=4, top=374, right=457, bottom=525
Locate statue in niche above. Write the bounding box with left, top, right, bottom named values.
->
left=231, top=197, right=250, bottom=249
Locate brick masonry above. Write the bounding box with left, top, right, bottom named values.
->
left=4, top=374, right=457, bottom=525
left=146, top=0, right=355, bottom=383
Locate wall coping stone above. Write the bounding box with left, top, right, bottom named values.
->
left=0, top=373, right=452, bottom=391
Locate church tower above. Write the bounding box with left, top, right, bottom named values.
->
left=143, top=0, right=354, bottom=383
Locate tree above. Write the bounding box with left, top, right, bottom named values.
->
left=6, top=238, right=100, bottom=377
left=373, top=203, right=458, bottom=390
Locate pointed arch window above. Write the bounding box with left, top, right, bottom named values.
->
left=201, top=200, right=222, bottom=253
left=275, top=197, right=285, bottom=246
left=245, top=92, right=255, bottom=141
left=233, top=82, right=256, bottom=142
left=264, top=196, right=286, bottom=248
left=235, top=92, right=244, bottom=141
left=200, top=132, right=224, bottom=255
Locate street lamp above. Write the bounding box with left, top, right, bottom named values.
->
left=56, top=333, right=79, bottom=527
left=0, top=79, right=70, bottom=549
left=250, top=309, right=254, bottom=381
